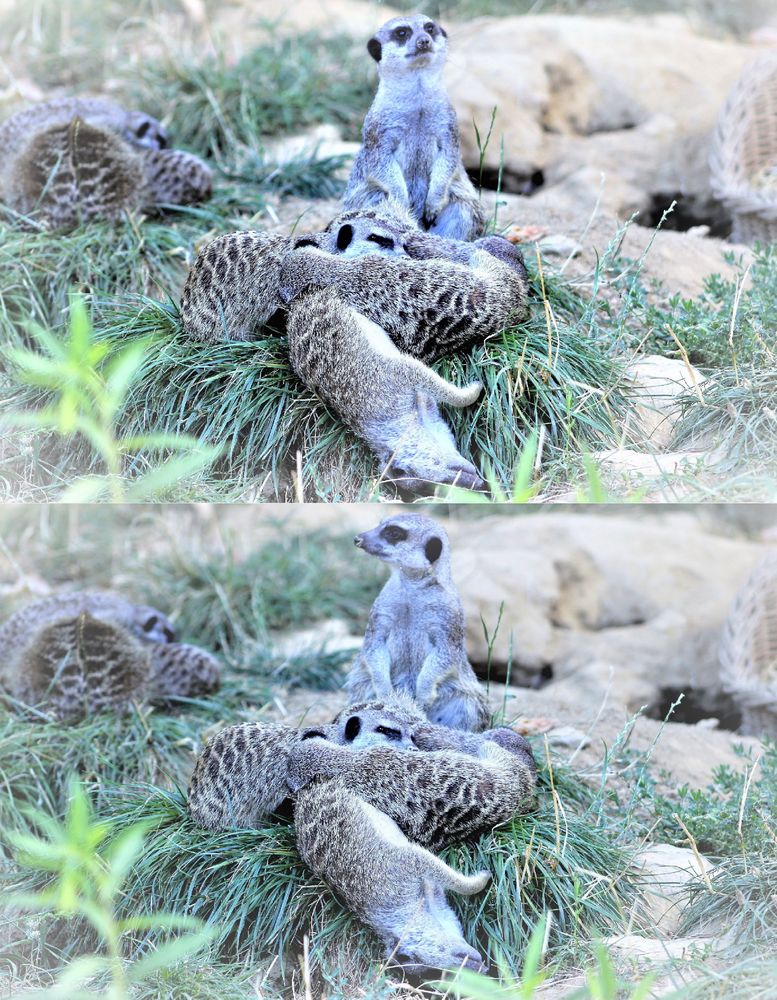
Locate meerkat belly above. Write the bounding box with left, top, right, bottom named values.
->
left=397, top=135, right=434, bottom=219
left=385, top=601, right=435, bottom=690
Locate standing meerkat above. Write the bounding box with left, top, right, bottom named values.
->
left=344, top=14, right=485, bottom=241
left=0, top=592, right=220, bottom=721
left=346, top=515, right=489, bottom=731
left=0, top=104, right=212, bottom=230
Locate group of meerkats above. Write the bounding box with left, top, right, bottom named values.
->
left=1, top=13, right=530, bottom=495
left=1, top=514, right=537, bottom=975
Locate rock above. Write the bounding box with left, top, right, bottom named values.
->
left=625, top=356, right=705, bottom=452
left=447, top=14, right=753, bottom=220
left=546, top=725, right=589, bottom=749
left=264, top=125, right=360, bottom=171
left=604, top=933, right=718, bottom=961
left=446, top=512, right=767, bottom=695
left=636, top=844, right=714, bottom=935
left=269, top=618, right=362, bottom=659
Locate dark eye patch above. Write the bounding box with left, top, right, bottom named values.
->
left=381, top=524, right=408, bottom=544
left=424, top=22, right=435, bottom=32
left=136, top=121, right=150, bottom=138
left=142, top=615, right=159, bottom=632
left=393, top=26, right=411, bottom=42
left=336, top=224, right=354, bottom=251
left=375, top=725, right=402, bottom=740
left=367, top=234, right=395, bottom=249
left=344, top=716, right=361, bottom=741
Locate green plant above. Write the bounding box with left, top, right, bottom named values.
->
left=5, top=780, right=212, bottom=1000
left=2, top=297, right=221, bottom=501
left=649, top=739, right=776, bottom=858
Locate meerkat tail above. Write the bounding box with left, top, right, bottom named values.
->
left=414, top=848, right=491, bottom=896
left=409, top=360, right=483, bottom=407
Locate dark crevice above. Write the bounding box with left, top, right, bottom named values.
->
left=643, top=192, right=733, bottom=238
left=471, top=167, right=545, bottom=197
left=646, top=685, right=743, bottom=732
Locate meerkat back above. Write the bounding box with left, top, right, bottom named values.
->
left=6, top=118, right=144, bottom=229
left=17, top=613, right=151, bottom=721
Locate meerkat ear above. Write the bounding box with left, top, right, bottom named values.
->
left=425, top=536, right=443, bottom=563
left=344, top=716, right=362, bottom=741
left=336, top=224, right=354, bottom=252
left=367, top=37, right=382, bottom=61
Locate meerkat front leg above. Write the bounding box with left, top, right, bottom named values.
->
left=414, top=633, right=457, bottom=712
left=357, top=622, right=395, bottom=700
left=424, top=134, right=458, bottom=229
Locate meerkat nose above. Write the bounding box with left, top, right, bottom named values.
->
left=354, top=535, right=363, bottom=547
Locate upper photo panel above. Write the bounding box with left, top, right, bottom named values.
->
left=0, top=0, right=774, bottom=503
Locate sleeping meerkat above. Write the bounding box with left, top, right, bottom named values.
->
left=346, top=515, right=489, bottom=731
left=344, top=14, right=485, bottom=241
left=294, top=768, right=490, bottom=975
left=0, top=97, right=169, bottom=164
left=0, top=104, right=212, bottom=230
left=188, top=697, right=535, bottom=974
left=279, top=214, right=527, bottom=492
left=188, top=695, right=537, bottom=849
left=0, top=592, right=220, bottom=721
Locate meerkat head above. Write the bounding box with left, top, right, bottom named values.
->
left=354, top=514, right=450, bottom=578
left=129, top=606, right=176, bottom=644
left=295, top=207, right=412, bottom=260
left=368, top=14, right=448, bottom=77
left=331, top=695, right=427, bottom=748
left=123, top=110, right=168, bottom=150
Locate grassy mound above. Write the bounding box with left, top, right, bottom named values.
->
left=84, top=750, right=643, bottom=992
left=2, top=256, right=633, bottom=501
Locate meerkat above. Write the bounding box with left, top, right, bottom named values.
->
left=188, top=698, right=535, bottom=973
left=0, top=591, right=220, bottom=721
left=180, top=206, right=528, bottom=355
left=180, top=208, right=527, bottom=490
left=344, top=14, right=485, bottom=242
left=279, top=213, right=527, bottom=491
left=1, top=112, right=211, bottom=230
left=179, top=207, right=417, bottom=344
left=345, top=515, right=489, bottom=731
left=0, top=97, right=169, bottom=166
left=294, top=770, right=490, bottom=975
left=188, top=695, right=537, bottom=849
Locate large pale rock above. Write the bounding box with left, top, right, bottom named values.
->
left=446, top=513, right=767, bottom=692
left=447, top=14, right=754, bottom=217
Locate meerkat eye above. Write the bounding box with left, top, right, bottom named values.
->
left=142, top=615, right=159, bottom=632
left=375, top=725, right=402, bottom=740
left=424, top=22, right=435, bottom=33
left=381, top=525, right=409, bottom=544
left=136, top=121, right=150, bottom=138
left=367, top=234, right=394, bottom=249
left=394, top=26, right=410, bottom=40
